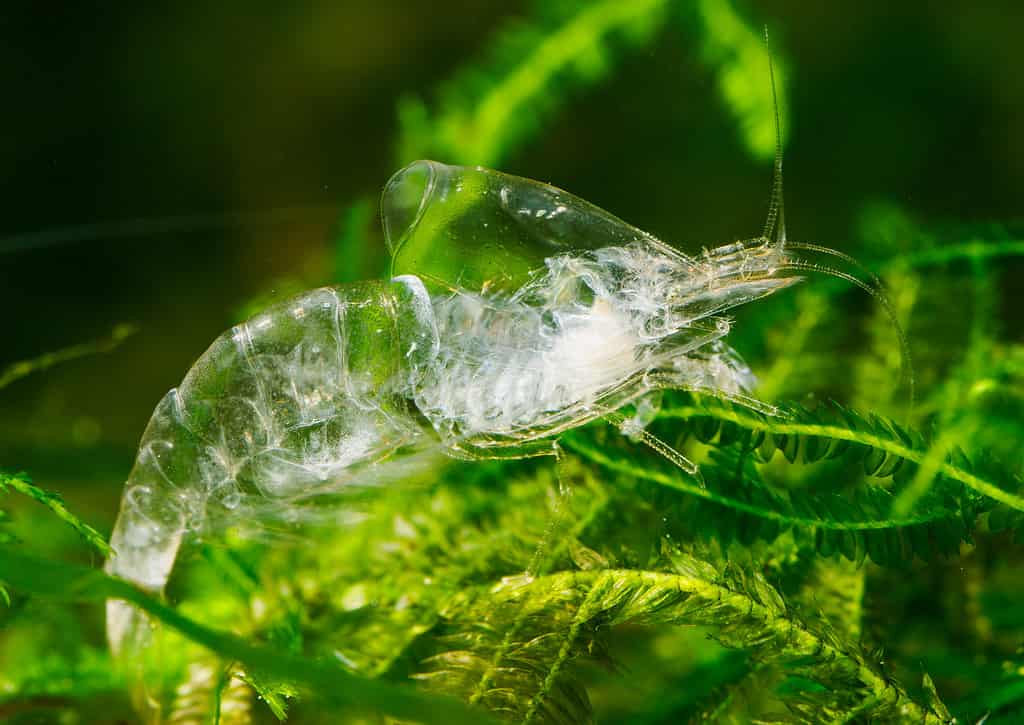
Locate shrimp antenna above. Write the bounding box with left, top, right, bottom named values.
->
left=778, top=257, right=916, bottom=409
left=762, top=25, right=786, bottom=247
left=784, top=241, right=883, bottom=290
left=760, top=28, right=914, bottom=412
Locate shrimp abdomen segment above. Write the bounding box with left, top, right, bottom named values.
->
left=105, top=281, right=430, bottom=657
left=177, top=285, right=413, bottom=499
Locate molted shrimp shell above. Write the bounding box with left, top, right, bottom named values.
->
left=106, top=161, right=803, bottom=662
left=105, top=81, right=911, bottom=722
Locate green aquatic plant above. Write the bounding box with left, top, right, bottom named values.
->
left=396, top=0, right=786, bottom=167
left=7, top=208, right=1024, bottom=724
left=0, top=324, right=136, bottom=392
left=693, top=0, right=787, bottom=159
left=397, top=0, right=672, bottom=166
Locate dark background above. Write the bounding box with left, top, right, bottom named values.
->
left=2, top=1, right=1022, bottom=531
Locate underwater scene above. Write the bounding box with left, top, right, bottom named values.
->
left=2, top=2, right=1023, bottom=723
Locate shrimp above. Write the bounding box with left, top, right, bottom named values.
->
left=106, top=163, right=801, bottom=657
left=105, top=44, right=912, bottom=720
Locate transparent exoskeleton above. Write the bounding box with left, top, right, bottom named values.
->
left=382, top=160, right=681, bottom=295
left=380, top=158, right=806, bottom=466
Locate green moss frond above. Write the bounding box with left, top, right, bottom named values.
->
left=793, top=558, right=866, bottom=642
left=560, top=395, right=1022, bottom=565
left=690, top=0, right=787, bottom=160
left=0, top=324, right=136, bottom=391
left=0, top=547, right=494, bottom=725
left=654, top=393, right=1024, bottom=514
left=0, top=472, right=111, bottom=557
left=418, top=556, right=951, bottom=723
left=397, top=0, right=671, bottom=167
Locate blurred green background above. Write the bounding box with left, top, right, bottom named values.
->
left=2, top=0, right=1023, bottom=619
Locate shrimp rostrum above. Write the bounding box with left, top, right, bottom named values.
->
left=106, top=132, right=909, bottom=689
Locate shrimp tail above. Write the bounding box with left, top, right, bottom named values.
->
left=102, top=280, right=435, bottom=712
left=104, top=388, right=195, bottom=657
left=104, top=503, right=185, bottom=657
